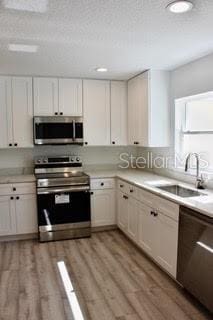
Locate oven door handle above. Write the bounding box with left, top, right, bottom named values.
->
left=37, top=185, right=90, bottom=195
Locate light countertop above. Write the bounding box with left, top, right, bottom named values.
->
left=86, top=168, right=213, bottom=218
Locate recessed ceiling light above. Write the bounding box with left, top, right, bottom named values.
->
left=96, top=67, right=108, bottom=72
left=166, top=1, right=193, bottom=13
left=3, top=0, right=48, bottom=13
left=8, top=44, right=38, bottom=53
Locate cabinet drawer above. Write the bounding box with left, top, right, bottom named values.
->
left=138, top=188, right=179, bottom=221
left=126, top=184, right=139, bottom=199
left=0, top=184, right=13, bottom=196
left=117, top=179, right=129, bottom=194
left=12, top=183, right=36, bottom=195
left=90, top=178, right=115, bottom=190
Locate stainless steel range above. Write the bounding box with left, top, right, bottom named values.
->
left=34, top=155, right=91, bottom=242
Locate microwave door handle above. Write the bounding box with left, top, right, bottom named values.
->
left=73, top=120, right=76, bottom=141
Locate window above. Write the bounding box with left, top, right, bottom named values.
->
left=175, top=92, right=213, bottom=172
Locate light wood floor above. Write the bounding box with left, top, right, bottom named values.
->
left=0, top=230, right=212, bottom=320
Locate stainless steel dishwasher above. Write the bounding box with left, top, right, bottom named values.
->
left=177, top=206, right=213, bottom=313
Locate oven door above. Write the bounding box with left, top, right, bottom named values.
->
left=37, top=186, right=90, bottom=232
left=34, top=116, right=83, bottom=145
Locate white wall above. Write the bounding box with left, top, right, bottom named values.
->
left=172, top=52, right=213, bottom=99
left=0, top=146, right=137, bottom=170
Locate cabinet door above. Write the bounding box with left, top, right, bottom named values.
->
left=117, top=191, right=128, bottom=231
left=33, top=77, right=58, bottom=116
left=0, top=77, right=12, bottom=148
left=155, top=212, right=178, bottom=277
left=0, top=196, right=16, bottom=236
left=15, top=194, right=37, bottom=234
left=83, top=80, right=110, bottom=145
left=91, top=189, right=115, bottom=227
left=127, top=197, right=138, bottom=242
left=127, top=77, right=138, bottom=145
left=110, top=81, right=127, bottom=145
left=138, top=202, right=156, bottom=258
left=59, top=79, right=82, bottom=116
left=12, top=77, right=33, bottom=147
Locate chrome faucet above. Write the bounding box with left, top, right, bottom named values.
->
left=185, top=153, right=205, bottom=189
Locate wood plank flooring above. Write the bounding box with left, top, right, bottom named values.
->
left=0, top=230, right=212, bottom=320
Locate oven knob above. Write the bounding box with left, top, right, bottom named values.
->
left=37, top=159, right=41, bottom=163
left=76, top=157, right=80, bottom=162
left=71, top=157, right=74, bottom=162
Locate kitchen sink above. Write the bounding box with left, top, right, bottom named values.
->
left=156, top=184, right=206, bottom=198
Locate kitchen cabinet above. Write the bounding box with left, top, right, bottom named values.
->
left=15, top=194, right=37, bottom=234
left=91, top=189, right=115, bottom=227
left=155, top=211, right=178, bottom=277
left=138, top=202, right=158, bottom=259
left=127, top=196, right=138, bottom=242
left=33, top=77, right=58, bottom=116
left=0, top=196, right=16, bottom=236
left=0, top=77, right=11, bottom=148
left=83, top=80, right=110, bottom=145
left=0, top=76, right=33, bottom=148
left=0, top=183, right=37, bottom=237
left=12, top=77, right=33, bottom=147
left=34, top=77, right=83, bottom=116
left=59, top=78, right=82, bottom=116
left=110, top=81, right=127, bottom=145
left=117, top=191, right=128, bottom=231
left=128, top=70, right=170, bottom=147
left=117, top=179, right=179, bottom=278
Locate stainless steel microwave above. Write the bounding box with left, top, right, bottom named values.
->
left=34, top=116, right=83, bottom=145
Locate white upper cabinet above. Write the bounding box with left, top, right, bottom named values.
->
left=59, top=79, right=82, bottom=116
left=33, top=77, right=58, bottom=116
left=128, top=70, right=170, bottom=147
left=110, top=81, right=127, bottom=145
left=83, top=80, right=110, bottom=145
left=34, top=77, right=83, bottom=116
left=0, top=77, right=11, bottom=148
left=12, top=77, right=33, bottom=147
left=0, top=76, right=33, bottom=148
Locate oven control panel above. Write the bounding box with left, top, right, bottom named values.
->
left=34, top=155, right=82, bottom=165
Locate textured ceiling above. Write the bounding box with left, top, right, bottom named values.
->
left=0, top=0, right=213, bottom=79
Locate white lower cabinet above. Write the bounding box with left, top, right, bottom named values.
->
left=117, top=191, right=128, bottom=231
left=127, top=197, right=138, bottom=242
left=138, top=202, right=157, bottom=258
left=91, top=189, right=115, bottom=227
left=15, top=194, right=37, bottom=235
left=0, top=183, right=37, bottom=237
left=155, top=212, right=178, bottom=277
left=0, top=196, right=16, bottom=236
left=117, top=181, right=179, bottom=278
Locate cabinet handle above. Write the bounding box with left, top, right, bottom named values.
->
left=153, top=212, right=158, bottom=217
left=13, top=187, right=16, bottom=191
left=112, top=141, right=115, bottom=145
left=123, top=195, right=128, bottom=200
left=101, top=183, right=104, bottom=186
left=85, top=142, right=88, bottom=145
left=10, top=196, right=14, bottom=200
left=60, top=112, right=63, bottom=115
left=14, top=143, right=18, bottom=147
left=16, top=196, right=20, bottom=200
left=9, top=143, right=12, bottom=147
left=120, top=184, right=124, bottom=188
left=90, top=191, right=94, bottom=195
left=55, top=112, right=58, bottom=115
left=150, top=211, right=155, bottom=215
left=130, top=189, right=134, bottom=193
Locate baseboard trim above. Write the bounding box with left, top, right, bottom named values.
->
left=0, top=233, right=38, bottom=242
left=92, top=225, right=117, bottom=233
